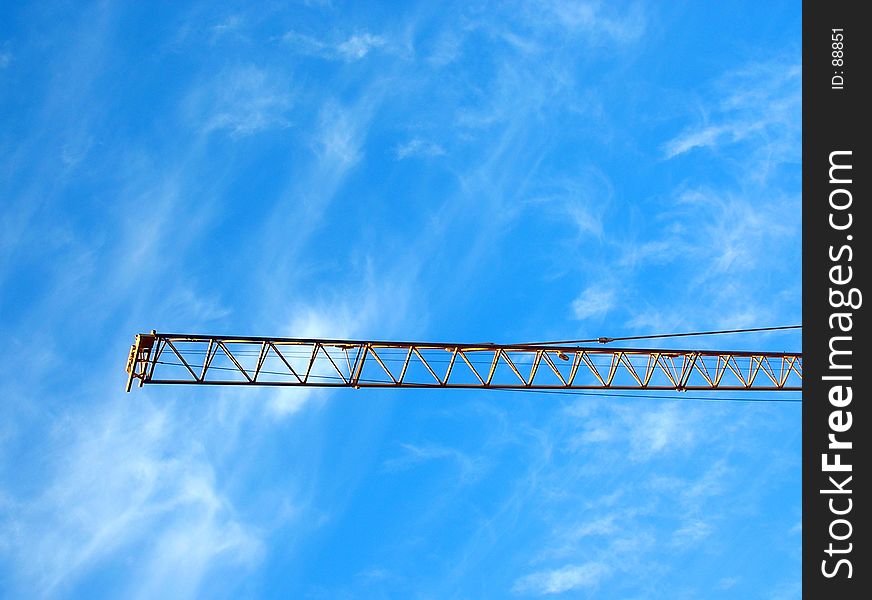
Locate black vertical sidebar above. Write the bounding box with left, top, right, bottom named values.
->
left=804, top=1, right=869, bottom=597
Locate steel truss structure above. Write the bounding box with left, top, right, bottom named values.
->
left=125, top=332, right=802, bottom=393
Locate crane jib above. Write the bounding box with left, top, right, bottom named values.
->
left=125, top=332, right=802, bottom=393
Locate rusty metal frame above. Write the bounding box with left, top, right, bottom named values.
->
left=125, top=333, right=802, bottom=392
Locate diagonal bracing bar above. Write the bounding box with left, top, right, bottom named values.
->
left=125, top=333, right=802, bottom=392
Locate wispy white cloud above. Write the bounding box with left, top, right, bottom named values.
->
left=426, top=0, right=646, bottom=71
left=395, top=138, right=446, bottom=159
left=0, top=16, right=282, bottom=594
left=540, top=0, right=646, bottom=43
left=628, top=402, right=697, bottom=460
left=211, top=15, right=243, bottom=40
left=60, top=135, right=94, bottom=168
left=282, top=30, right=388, bottom=62
left=567, top=515, right=617, bottom=539
left=193, top=65, right=293, bottom=138
left=383, top=443, right=485, bottom=483
left=575, top=425, right=612, bottom=444
left=2, top=400, right=262, bottom=596
left=673, top=186, right=797, bottom=282
left=564, top=201, right=605, bottom=239
left=663, top=124, right=728, bottom=158
left=496, top=397, right=792, bottom=597
left=571, top=285, right=615, bottom=320
left=647, top=459, right=732, bottom=515
left=337, top=32, right=388, bottom=60
left=663, top=60, right=801, bottom=162
left=601, top=182, right=799, bottom=333
left=569, top=401, right=700, bottom=461
left=247, top=90, right=385, bottom=286
left=427, top=30, right=464, bottom=66
left=718, top=576, right=740, bottom=590
left=513, top=561, right=610, bottom=595
left=313, top=100, right=366, bottom=168
left=158, top=287, right=232, bottom=326
left=633, top=58, right=802, bottom=333
left=616, top=240, right=677, bottom=269
left=672, top=519, right=713, bottom=548
left=624, top=309, right=688, bottom=333
left=528, top=173, right=611, bottom=241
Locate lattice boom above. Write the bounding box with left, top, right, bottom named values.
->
left=125, top=333, right=802, bottom=393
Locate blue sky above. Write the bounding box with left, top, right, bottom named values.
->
left=1, top=1, right=801, bottom=598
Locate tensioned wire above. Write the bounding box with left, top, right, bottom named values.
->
left=521, top=324, right=801, bottom=346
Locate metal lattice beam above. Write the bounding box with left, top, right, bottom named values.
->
left=125, top=333, right=802, bottom=392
